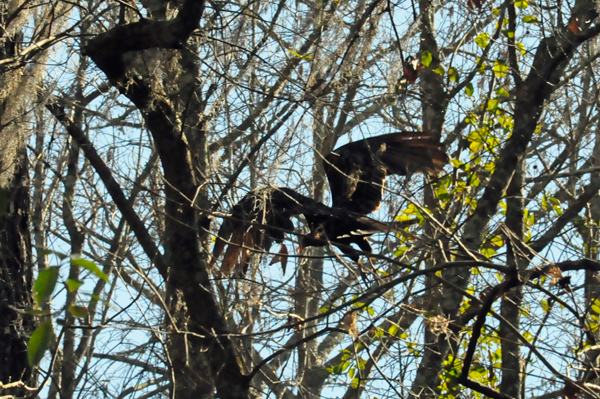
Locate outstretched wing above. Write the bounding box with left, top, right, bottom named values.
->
left=210, top=187, right=329, bottom=275
left=324, top=132, right=448, bottom=215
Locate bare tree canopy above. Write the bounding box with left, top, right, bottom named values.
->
left=3, top=0, right=600, bottom=398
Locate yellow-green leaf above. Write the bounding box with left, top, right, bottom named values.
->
left=475, top=32, right=490, bottom=48
left=67, top=278, right=83, bottom=293
left=491, top=235, right=504, bottom=247
left=34, top=267, right=59, bottom=307
left=28, top=320, right=53, bottom=366
left=434, top=66, right=445, bottom=75
left=389, top=324, right=399, bottom=336
left=448, top=67, right=458, bottom=82
left=495, top=87, right=510, bottom=97
left=515, top=0, right=528, bottom=8
left=421, top=51, right=433, bottom=67
left=71, top=257, right=108, bottom=282
left=349, top=368, right=355, bottom=379
left=470, top=140, right=483, bottom=153
left=465, top=83, right=474, bottom=97
left=487, top=99, right=499, bottom=111
left=69, top=305, right=89, bottom=318
left=493, top=60, right=508, bottom=78
left=522, top=15, right=538, bottom=23
left=481, top=248, right=495, bottom=258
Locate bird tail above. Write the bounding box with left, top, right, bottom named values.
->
left=379, top=132, right=448, bottom=176
left=348, top=213, right=418, bottom=235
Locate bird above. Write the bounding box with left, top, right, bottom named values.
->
left=210, top=131, right=447, bottom=275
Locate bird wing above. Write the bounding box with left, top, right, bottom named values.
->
left=210, top=187, right=329, bottom=275
left=324, top=132, right=448, bottom=215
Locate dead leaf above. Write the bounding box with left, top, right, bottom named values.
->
left=344, top=312, right=360, bottom=341
left=269, top=244, right=289, bottom=274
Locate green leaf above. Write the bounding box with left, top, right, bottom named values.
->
left=515, top=0, right=528, bottom=8
left=592, top=301, right=600, bottom=314
left=69, top=305, right=89, bottom=317
left=552, top=203, right=563, bottom=216
left=487, top=99, right=499, bottom=111
left=493, top=60, right=508, bottom=78
left=451, top=159, right=463, bottom=168
left=349, top=368, right=355, bottom=379
left=34, top=267, right=59, bottom=307
left=421, top=51, right=432, bottom=67
left=541, top=195, right=548, bottom=211
left=470, top=140, right=483, bottom=153
left=434, top=66, right=445, bottom=75
left=484, top=162, right=495, bottom=173
left=448, top=67, right=458, bottom=82
left=66, top=278, right=83, bottom=293
left=481, top=247, right=496, bottom=258
left=501, top=29, right=514, bottom=38
left=491, top=235, right=504, bottom=247
left=357, top=358, right=367, bottom=369
left=516, top=42, right=526, bottom=56
left=495, top=87, right=510, bottom=97
left=475, top=32, right=490, bottom=48
left=522, top=15, right=538, bottom=23
left=71, top=257, right=108, bottom=282
left=388, top=324, right=399, bottom=336
left=28, top=320, right=53, bottom=366
left=394, top=246, right=408, bottom=257
left=465, top=83, right=474, bottom=97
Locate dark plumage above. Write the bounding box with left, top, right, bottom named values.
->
left=211, top=132, right=447, bottom=274
left=324, top=132, right=447, bottom=214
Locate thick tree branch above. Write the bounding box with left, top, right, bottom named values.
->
left=46, top=102, right=167, bottom=273
left=462, top=6, right=600, bottom=250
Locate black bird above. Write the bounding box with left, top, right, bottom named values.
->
left=211, top=132, right=447, bottom=274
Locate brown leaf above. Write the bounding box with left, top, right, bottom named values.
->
left=269, top=244, right=289, bottom=274
left=344, top=312, right=359, bottom=341
left=221, top=228, right=245, bottom=275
